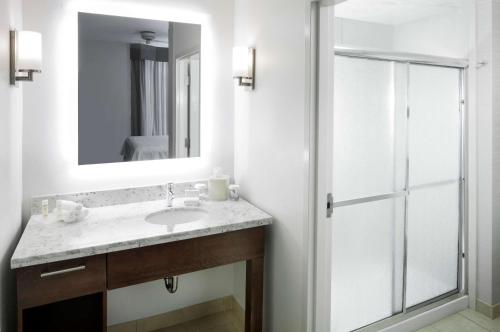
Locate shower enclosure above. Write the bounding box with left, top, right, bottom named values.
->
left=315, top=44, right=467, bottom=331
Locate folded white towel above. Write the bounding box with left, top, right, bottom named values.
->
left=56, top=200, right=83, bottom=212
left=54, top=207, right=89, bottom=223
left=53, top=200, right=87, bottom=223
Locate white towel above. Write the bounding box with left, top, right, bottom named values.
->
left=54, top=207, right=89, bottom=223
left=54, top=200, right=88, bottom=223
left=56, top=200, right=83, bottom=212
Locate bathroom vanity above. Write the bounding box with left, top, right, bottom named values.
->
left=11, top=193, right=272, bottom=332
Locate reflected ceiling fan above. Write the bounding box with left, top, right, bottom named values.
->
left=140, top=31, right=168, bottom=46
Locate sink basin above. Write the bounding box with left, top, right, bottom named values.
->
left=146, top=208, right=208, bottom=226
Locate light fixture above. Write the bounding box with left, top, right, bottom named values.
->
left=10, top=30, right=42, bottom=85
left=233, top=47, right=255, bottom=90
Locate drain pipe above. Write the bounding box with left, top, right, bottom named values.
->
left=164, top=276, right=179, bottom=294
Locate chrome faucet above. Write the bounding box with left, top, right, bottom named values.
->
left=167, top=183, right=175, bottom=207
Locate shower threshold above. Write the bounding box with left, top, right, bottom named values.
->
left=355, top=292, right=468, bottom=332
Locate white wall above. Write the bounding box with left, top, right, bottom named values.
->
left=22, top=0, right=235, bottom=325
left=492, top=0, right=500, bottom=305
left=393, top=11, right=470, bottom=58
left=171, top=22, right=201, bottom=59
left=475, top=0, right=494, bottom=306
left=108, top=265, right=235, bottom=325
left=0, top=0, right=23, bottom=331
left=335, top=11, right=470, bottom=59
left=79, top=40, right=131, bottom=165
left=233, top=0, right=310, bottom=331
left=335, top=17, right=394, bottom=50
left=473, top=0, right=500, bottom=307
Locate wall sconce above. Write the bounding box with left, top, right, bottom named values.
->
left=10, top=30, right=42, bottom=85
left=233, top=47, right=255, bottom=90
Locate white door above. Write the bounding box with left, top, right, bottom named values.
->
left=189, top=53, right=200, bottom=157
left=175, top=52, right=200, bottom=158
left=175, top=57, right=189, bottom=158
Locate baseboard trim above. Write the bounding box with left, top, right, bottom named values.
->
left=108, top=295, right=238, bottom=332
left=476, top=299, right=500, bottom=320
left=232, top=296, right=245, bottom=327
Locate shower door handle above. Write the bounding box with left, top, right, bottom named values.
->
left=327, top=193, right=333, bottom=218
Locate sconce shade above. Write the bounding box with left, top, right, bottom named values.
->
left=16, top=31, right=42, bottom=72
left=233, top=47, right=255, bottom=89
left=233, top=47, right=251, bottom=77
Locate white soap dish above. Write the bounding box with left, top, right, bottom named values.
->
left=184, top=197, right=201, bottom=207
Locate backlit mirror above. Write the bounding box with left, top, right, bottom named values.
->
left=78, top=13, right=201, bottom=165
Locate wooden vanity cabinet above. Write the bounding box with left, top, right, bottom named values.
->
left=16, top=255, right=107, bottom=332
left=15, top=227, right=266, bottom=332
left=107, top=226, right=265, bottom=288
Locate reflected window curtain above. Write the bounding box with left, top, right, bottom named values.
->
left=131, top=45, right=169, bottom=136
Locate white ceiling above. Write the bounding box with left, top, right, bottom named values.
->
left=335, top=0, right=466, bottom=26
left=79, top=13, right=170, bottom=46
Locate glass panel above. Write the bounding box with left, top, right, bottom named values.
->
left=406, top=183, right=460, bottom=307
left=333, top=56, right=407, bottom=202
left=331, top=198, right=405, bottom=332
left=409, top=65, right=461, bottom=186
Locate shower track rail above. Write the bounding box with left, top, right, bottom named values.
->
left=334, top=47, right=469, bottom=69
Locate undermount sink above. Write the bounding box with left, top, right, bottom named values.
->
left=145, top=207, right=208, bottom=226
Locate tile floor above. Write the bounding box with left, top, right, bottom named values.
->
left=152, top=311, right=242, bottom=332
left=150, top=308, right=499, bottom=332
left=417, top=310, right=500, bottom=332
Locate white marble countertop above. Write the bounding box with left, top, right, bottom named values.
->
left=11, top=198, right=272, bottom=269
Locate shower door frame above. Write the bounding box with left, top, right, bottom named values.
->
left=337, top=50, right=468, bottom=332
left=313, top=6, right=470, bottom=331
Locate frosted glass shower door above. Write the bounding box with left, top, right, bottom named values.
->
left=329, top=57, right=464, bottom=331
left=333, top=57, right=407, bottom=201
left=405, top=65, right=462, bottom=307
left=331, top=56, right=407, bottom=332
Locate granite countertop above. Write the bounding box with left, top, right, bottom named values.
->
left=11, top=198, right=272, bottom=269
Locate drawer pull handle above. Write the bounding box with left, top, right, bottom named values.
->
left=40, top=265, right=86, bottom=278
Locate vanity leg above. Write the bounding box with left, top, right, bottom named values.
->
left=245, top=256, right=264, bottom=332
left=101, top=291, right=107, bottom=332
left=17, top=306, right=23, bottom=332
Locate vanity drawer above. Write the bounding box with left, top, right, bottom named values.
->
left=107, top=227, right=265, bottom=289
left=17, top=255, right=106, bottom=308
